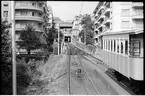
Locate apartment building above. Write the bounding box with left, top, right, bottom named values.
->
left=72, top=15, right=83, bottom=42
left=1, top=1, right=52, bottom=54
left=93, top=2, right=143, bottom=46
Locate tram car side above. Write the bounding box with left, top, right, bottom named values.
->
left=101, top=30, right=144, bottom=94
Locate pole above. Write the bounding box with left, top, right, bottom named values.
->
left=58, top=23, right=60, bottom=55
left=11, top=1, right=16, bottom=95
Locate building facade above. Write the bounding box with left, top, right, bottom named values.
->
left=92, top=2, right=144, bottom=92
left=93, top=2, right=143, bottom=46
left=72, top=15, right=83, bottom=42
left=1, top=1, right=52, bottom=54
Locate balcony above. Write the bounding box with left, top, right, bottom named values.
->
left=104, top=17, right=111, bottom=24
left=94, top=20, right=99, bottom=25
left=104, top=8, right=111, bottom=15
left=15, top=16, right=43, bottom=22
left=15, top=5, right=44, bottom=12
left=98, top=15, right=105, bottom=21
left=132, top=13, right=143, bottom=19
left=94, top=34, right=99, bottom=38
left=15, top=26, right=44, bottom=32
left=96, top=6, right=105, bottom=15
left=132, top=2, right=143, bottom=8
left=94, top=28, right=99, bottom=32
left=103, top=27, right=110, bottom=32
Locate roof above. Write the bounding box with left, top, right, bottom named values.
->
left=101, top=29, right=143, bottom=36
left=59, top=22, right=73, bottom=28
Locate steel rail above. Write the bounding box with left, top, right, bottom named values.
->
left=71, top=47, right=88, bottom=95
left=76, top=51, right=100, bottom=95
left=67, top=44, right=71, bottom=95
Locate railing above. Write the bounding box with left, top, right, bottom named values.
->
left=15, top=15, right=43, bottom=22
left=71, top=38, right=102, bottom=55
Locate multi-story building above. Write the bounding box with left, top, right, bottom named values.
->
left=1, top=1, right=53, bottom=54
left=72, top=15, right=83, bottom=42
left=93, top=2, right=143, bottom=47
left=92, top=2, right=144, bottom=92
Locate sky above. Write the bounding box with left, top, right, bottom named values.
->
left=47, top=1, right=98, bottom=21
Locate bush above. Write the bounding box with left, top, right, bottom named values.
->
left=16, top=54, right=45, bottom=63
left=16, top=61, right=32, bottom=94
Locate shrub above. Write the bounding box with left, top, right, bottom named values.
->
left=16, top=62, right=32, bottom=94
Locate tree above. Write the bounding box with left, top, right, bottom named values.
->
left=1, top=18, right=12, bottom=94
left=17, top=24, right=42, bottom=55
left=79, top=14, right=95, bottom=44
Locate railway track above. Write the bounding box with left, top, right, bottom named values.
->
left=70, top=43, right=137, bottom=95
left=67, top=43, right=100, bottom=95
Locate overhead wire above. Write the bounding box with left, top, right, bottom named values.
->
left=79, top=1, right=84, bottom=15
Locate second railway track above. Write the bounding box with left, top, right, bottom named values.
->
left=67, top=43, right=100, bottom=95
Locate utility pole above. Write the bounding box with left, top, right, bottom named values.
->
left=58, top=23, right=60, bottom=55
left=11, top=1, right=16, bottom=95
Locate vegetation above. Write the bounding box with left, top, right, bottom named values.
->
left=1, top=19, right=12, bottom=94
left=79, top=14, right=95, bottom=44
left=17, top=24, right=42, bottom=55
left=16, top=59, right=44, bottom=94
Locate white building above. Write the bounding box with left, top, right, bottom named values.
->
left=72, top=15, right=83, bottom=42
left=1, top=1, right=53, bottom=54
left=93, top=2, right=143, bottom=47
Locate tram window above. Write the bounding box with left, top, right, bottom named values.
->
left=130, top=40, right=140, bottom=56
left=125, top=40, right=128, bottom=55
left=121, top=42, right=123, bottom=54
left=117, top=40, right=119, bottom=53
left=106, top=40, right=107, bottom=50
left=114, top=40, right=116, bottom=52
left=111, top=40, right=113, bottom=51
left=108, top=40, right=110, bottom=50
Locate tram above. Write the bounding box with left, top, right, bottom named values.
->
left=101, top=29, right=144, bottom=93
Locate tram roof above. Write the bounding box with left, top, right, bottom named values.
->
left=100, top=29, right=143, bottom=36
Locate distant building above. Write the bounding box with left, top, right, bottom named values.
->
left=72, top=15, right=83, bottom=42
left=59, top=22, right=73, bottom=42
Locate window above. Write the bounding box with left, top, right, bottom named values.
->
left=106, top=40, right=108, bottom=50
left=121, top=41, right=123, bottom=54
left=3, top=4, right=8, bottom=7
left=103, top=40, right=105, bottom=49
left=111, top=40, right=113, bottom=51
left=108, top=40, right=110, bottom=50
left=32, top=12, right=36, bottom=16
left=16, top=12, right=20, bottom=16
left=125, top=40, right=128, bottom=55
left=114, top=40, right=116, bottom=52
left=117, top=40, right=119, bottom=53
left=3, top=11, right=8, bottom=17
left=121, top=21, right=130, bottom=28
left=130, top=40, right=140, bottom=56
left=32, top=2, right=36, bottom=6
left=121, top=9, right=130, bottom=16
